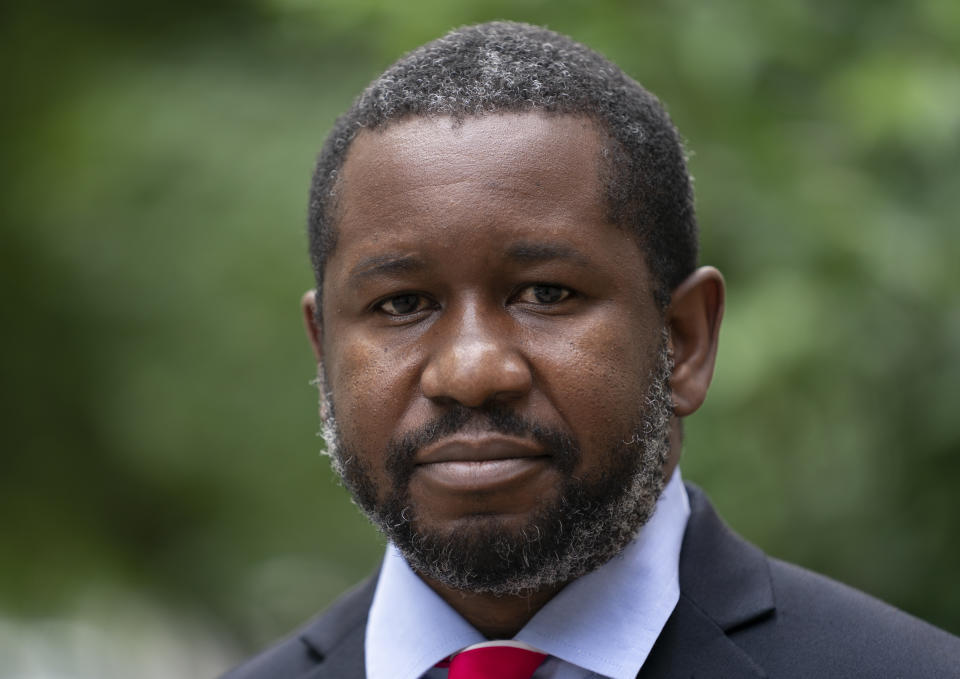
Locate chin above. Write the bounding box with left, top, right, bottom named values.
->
left=387, top=469, right=663, bottom=596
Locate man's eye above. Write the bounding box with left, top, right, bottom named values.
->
left=516, top=284, right=572, bottom=305
left=377, top=293, right=429, bottom=316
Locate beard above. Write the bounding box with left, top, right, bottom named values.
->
left=315, top=333, right=674, bottom=596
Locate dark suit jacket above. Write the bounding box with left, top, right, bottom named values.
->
left=221, top=485, right=960, bottom=678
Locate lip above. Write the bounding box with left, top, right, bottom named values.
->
left=413, top=436, right=551, bottom=494
left=415, top=436, right=545, bottom=465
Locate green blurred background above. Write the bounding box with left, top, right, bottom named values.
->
left=3, top=0, right=959, bottom=675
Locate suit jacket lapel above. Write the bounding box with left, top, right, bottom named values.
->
left=637, top=484, right=775, bottom=678
left=638, top=596, right=767, bottom=678
left=297, top=575, right=376, bottom=679
left=678, top=485, right=775, bottom=631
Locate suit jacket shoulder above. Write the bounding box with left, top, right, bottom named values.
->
left=739, top=556, right=960, bottom=677
left=219, top=574, right=374, bottom=679
left=639, top=484, right=960, bottom=678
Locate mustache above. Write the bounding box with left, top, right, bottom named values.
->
left=384, top=405, right=580, bottom=489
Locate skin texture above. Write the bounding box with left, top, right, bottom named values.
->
left=302, top=113, right=724, bottom=637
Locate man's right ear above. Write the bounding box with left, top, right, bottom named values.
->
left=301, top=290, right=323, bottom=364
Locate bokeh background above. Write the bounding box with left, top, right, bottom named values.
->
left=3, top=0, right=959, bottom=676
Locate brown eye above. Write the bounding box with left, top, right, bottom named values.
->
left=378, top=293, right=426, bottom=315
left=516, top=284, right=572, bottom=305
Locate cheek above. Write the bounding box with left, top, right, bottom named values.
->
left=530, top=313, right=659, bottom=445
left=326, top=331, right=420, bottom=451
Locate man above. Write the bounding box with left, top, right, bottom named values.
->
left=223, top=21, right=960, bottom=679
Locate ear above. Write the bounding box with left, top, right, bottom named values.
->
left=301, top=290, right=323, bottom=364
left=666, top=266, right=725, bottom=417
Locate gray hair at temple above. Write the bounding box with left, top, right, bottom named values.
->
left=307, top=21, right=699, bottom=311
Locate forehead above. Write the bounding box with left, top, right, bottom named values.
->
left=337, top=113, right=609, bottom=230
left=343, top=112, right=605, bottom=194
left=324, top=113, right=648, bottom=294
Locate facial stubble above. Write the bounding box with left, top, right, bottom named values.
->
left=315, top=333, right=674, bottom=596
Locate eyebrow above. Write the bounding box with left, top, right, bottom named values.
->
left=347, top=254, right=426, bottom=285
left=505, top=242, right=592, bottom=268
left=347, top=242, right=591, bottom=285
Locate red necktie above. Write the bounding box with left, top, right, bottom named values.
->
left=444, top=641, right=548, bottom=679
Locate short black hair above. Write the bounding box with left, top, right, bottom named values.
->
left=308, top=21, right=698, bottom=309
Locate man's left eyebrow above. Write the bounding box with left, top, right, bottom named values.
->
left=505, top=242, right=592, bottom=268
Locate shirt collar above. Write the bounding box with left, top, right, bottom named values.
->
left=366, top=470, right=690, bottom=679
left=365, top=544, right=485, bottom=679
left=515, top=470, right=690, bottom=678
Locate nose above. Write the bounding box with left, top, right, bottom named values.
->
left=420, top=304, right=533, bottom=408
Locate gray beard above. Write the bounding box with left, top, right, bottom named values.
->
left=315, top=333, right=674, bottom=596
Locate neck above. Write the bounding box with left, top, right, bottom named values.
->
left=421, top=575, right=565, bottom=638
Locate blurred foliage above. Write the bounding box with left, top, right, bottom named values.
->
left=2, top=0, right=958, bottom=667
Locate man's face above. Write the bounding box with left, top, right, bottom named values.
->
left=316, top=113, right=672, bottom=593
